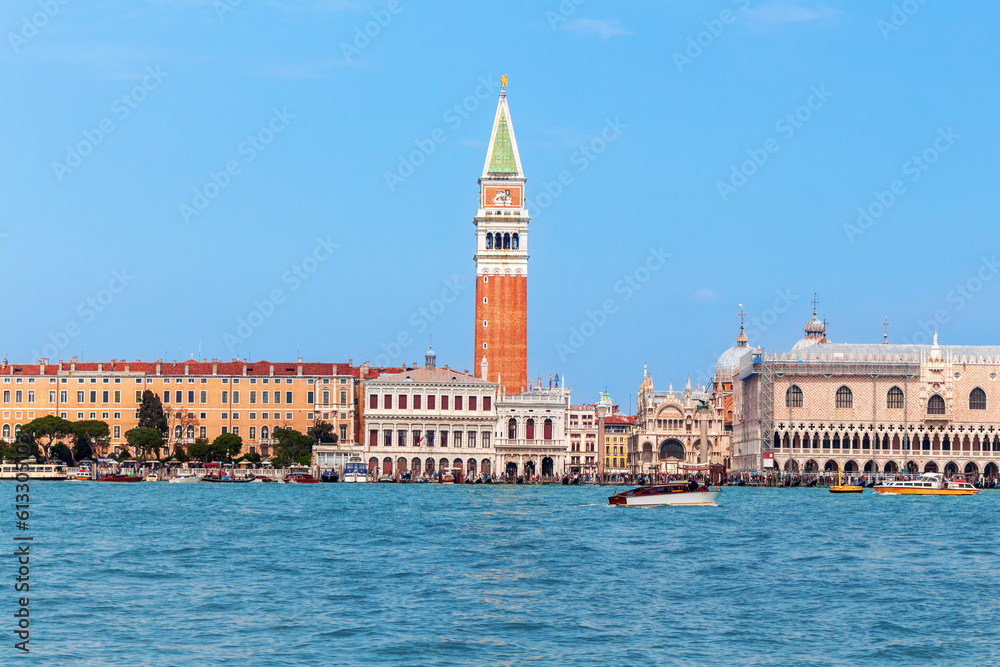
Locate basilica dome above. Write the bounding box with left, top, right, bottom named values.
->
left=715, top=326, right=751, bottom=376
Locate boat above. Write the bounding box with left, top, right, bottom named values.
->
left=875, top=472, right=978, bottom=496
left=0, top=462, right=70, bottom=481
left=440, top=471, right=455, bottom=484
left=829, top=469, right=863, bottom=494
left=320, top=469, right=339, bottom=483
left=203, top=475, right=252, bottom=484
left=342, top=456, right=369, bottom=483
left=144, top=472, right=161, bottom=482
left=608, top=480, right=721, bottom=506
left=169, top=471, right=204, bottom=484
left=377, top=474, right=395, bottom=483
left=284, top=473, right=320, bottom=484
left=72, top=465, right=94, bottom=481
left=96, top=474, right=143, bottom=483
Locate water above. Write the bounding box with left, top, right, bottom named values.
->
left=9, top=482, right=1000, bottom=665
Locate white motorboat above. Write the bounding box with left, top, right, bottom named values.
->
left=609, top=481, right=721, bottom=506
left=342, top=456, right=369, bottom=483
left=168, top=471, right=204, bottom=484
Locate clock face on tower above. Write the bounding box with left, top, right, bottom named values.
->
left=482, top=185, right=522, bottom=208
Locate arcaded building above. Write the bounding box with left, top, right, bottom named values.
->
left=731, top=308, right=1000, bottom=479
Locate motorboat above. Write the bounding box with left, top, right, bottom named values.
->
left=203, top=475, right=252, bottom=484
left=96, top=474, right=143, bottom=483
left=875, top=472, right=978, bottom=496
left=829, top=469, right=863, bottom=494
left=169, top=471, right=204, bottom=484
left=608, top=480, right=721, bottom=506
left=342, top=456, right=369, bottom=483
left=0, top=462, right=70, bottom=481
left=144, top=472, right=161, bottom=482
left=72, top=465, right=94, bottom=481
left=377, top=474, right=395, bottom=483
left=284, top=473, right=320, bottom=484
left=320, top=469, right=339, bottom=483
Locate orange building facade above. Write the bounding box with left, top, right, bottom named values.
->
left=473, top=80, right=529, bottom=395
left=0, top=357, right=395, bottom=457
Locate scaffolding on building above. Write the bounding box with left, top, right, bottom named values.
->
left=737, top=350, right=923, bottom=471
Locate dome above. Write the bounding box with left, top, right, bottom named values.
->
left=715, top=344, right=751, bottom=375
left=791, top=336, right=822, bottom=351
left=715, top=324, right=751, bottom=375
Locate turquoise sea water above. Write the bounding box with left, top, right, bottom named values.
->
left=8, top=482, right=1000, bottom=665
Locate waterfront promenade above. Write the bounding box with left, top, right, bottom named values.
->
left=15, top=482, right=1000, bottom=664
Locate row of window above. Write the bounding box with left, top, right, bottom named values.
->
left=786, top=385, right=989, bottom=411
left=1, top=388, right=351, bottom=407
left=370, top=394, right=491, bottom=412
left=507, top=417, right=554, bottom=440
left=369, top=429, right=492, bottom=448
left=775, top=432, right=1000, bottom=452
left=485, top=232, right=519, bottom=250
left=2, top=376, right=349, bottom=385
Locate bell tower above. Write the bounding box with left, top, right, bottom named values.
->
left=474, top=76, right=528, bottom=395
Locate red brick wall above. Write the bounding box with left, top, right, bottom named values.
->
left=474, top=274, right=527, bottom=394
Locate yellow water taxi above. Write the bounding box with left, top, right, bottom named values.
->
left=829, top=469, right=863, bottom=494
left=874, top=472, right=978, bottom=496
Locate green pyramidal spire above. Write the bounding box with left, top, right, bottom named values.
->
left=488, top=110, right=517, bottom=174
left=482, top=83, right=523, bottom=178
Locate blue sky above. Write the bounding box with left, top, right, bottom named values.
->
left=2, top=0, right=998, bottom=411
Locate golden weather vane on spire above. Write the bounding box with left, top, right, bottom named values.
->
left=501, top=74, right=508, bottom=89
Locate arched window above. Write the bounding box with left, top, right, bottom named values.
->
left=486, top=233, right=493, bottom=249
left=887, top=386, right=904, bottom=409
left=511, top=233, right=519, bottom=249
left=835, top=386, right=853, bottom=409
left=970, top=387, right=987, bottom=410
left=507, top=418, right=517, bottom=440
left=261, top=426, right=269, bottom=441
left=186, top=425, right=195, bottom=438
left=174, top=425, right=182, bottom=439
left=928, top=394, right=945, bottom=415
left=785, top=385, right=803, bottom=408
left=1, top=424, right=8, bottom=440
left=503, top=233, right=511, bottom=249
left=525, top=418, right=534, bottom=440
left=543, top=418, right=553, bottom=440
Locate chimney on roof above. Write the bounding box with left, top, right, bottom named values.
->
left=98, top=363, right=103, bottom=372
left=184, top=363, right=189, bottom=376
left=297, top=362, right=303, bottom=376
left=297, top=357, right=302, bottom=363
left=269, top=364, right=274, bottom=377
left=71, top=358, right=76, bottom=372
left=125, top=363, right=130, bottom=372
left=242, top=362, right=247, bottom=377
left=348, top=358, right=353, bottom=367
left=155, top=361, right=161, bottom=375
left=212, top=362, right=218, bottom=376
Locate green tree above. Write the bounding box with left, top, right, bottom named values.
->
left=50, top=442, right=74, bottom=464
left=125, top=427, right=164, bottom=462
left=72, top=420, right=109, bottom=462
left=0, top=438, right=40, bottom=462
left=308, top=420, right=338, bottom=445
left=22, top=415, right=74, bottom=460
left=272, top=428, right=313, bottom=467
left=187, top=438, right=212, bottom=462
left=170, top=447, right=190, bottom=463
left=210, top=433, right=243, bottom=462
left=137, top=390, right=168, bottom=434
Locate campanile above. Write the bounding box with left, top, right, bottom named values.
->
left=473, top=76, right=528, bottom=395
